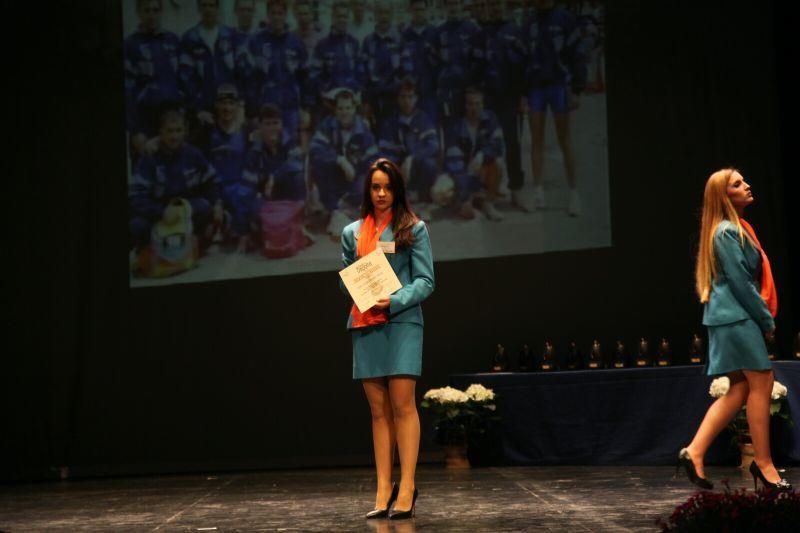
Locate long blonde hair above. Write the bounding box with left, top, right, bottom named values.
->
left=695, top=168, right=751, bottom=303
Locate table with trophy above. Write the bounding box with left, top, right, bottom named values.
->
left=450, top=346, right=800, bottom=466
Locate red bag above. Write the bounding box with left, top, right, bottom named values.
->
left=259, top=200, right=306, bottom=258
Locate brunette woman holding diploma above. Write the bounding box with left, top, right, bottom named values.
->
left=678, top=168, right=791, bottom=491
left=341, top=158, right=434, bottom=519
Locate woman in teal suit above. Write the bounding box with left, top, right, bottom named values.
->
left=677, top=168, right=791, bottom=491
left=341, top=158, right=434, bottom=519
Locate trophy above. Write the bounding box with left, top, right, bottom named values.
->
left=794, top=331, right=800, bottom=360
left=635, top=337, right=650, bottom=367
left=689, top=334, right=705, bottom=364
left=613, top=340, right=626, bottom=369
left=518, top=344, right=533, bottom=372
left=565, top=341, right=581, bottom=370
left=656, top=338, right=671, bottom=366
left=766, top=332, right=778, bottom=361
left=587, top=339, right=603, bottom=369
left=540, top=341, right=556, bottom=371
left=492, top=343, right=508, bottom=372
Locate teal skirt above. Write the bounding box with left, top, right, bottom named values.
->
left=352, top=322, right=423, bottom=379
left=706, top=318, right=771, bottom=376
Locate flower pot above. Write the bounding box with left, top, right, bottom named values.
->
left=444, top=444, right=470, bottom=469
left=739, top=442, right=755, bottom=477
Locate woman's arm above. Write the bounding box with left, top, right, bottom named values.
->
left=715, top=227, right=775, bottom=333
left=389, top=222, right=435, bottom=315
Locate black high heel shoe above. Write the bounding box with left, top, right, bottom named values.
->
left=389, top=488, right=418, bottom=520
left=676, top=448, right=714, bottom=490
left=365, top=483, right=399, bottom=519
left=749, top=461, right=793, bottom=491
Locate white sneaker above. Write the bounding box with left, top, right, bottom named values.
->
left=511, top=189, right=534, bottom=213
left=482, top=200, right=505, bottom=221
left=326, top=209, right=352, bottom=237
left=568, top=189, right=582, bottom=217
left=533, top=185, right=545, bottom=210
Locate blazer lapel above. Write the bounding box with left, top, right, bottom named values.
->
left=379, top=223, right=393, bottom=242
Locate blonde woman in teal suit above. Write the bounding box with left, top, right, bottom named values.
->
left=677, top=168, right=791, bottom=491
left=341, top=158, right=434, bottom=519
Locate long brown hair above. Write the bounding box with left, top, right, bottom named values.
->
left=361, top=158, right=419, bottom=248
left=695, top=167, right=751, bottom=303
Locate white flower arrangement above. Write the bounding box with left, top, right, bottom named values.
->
left=465, top=383, right=496, bottom=402
left=709, top=376, right=730, bottom=398
left=709, top=376, right=788, bottom=400
left=423, top=386, right=469, bottom=404
left=772, top=381, right=788, bottom=401
left=421, top=383, right=499, bottom=446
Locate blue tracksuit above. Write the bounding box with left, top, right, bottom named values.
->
left=360, top=30, right=402, bottom=123
left=444, top=111, right=505, bottom=202
left=195, top=124, right=252, bottom=235
left=308, top=31, right=362, bottom=106
left=124, top=28, right=181, bottom=136
left=378, top=110, right=439, bottom=200
left=524, top=7, right=587, bottom=96
left=471, top=19, right=526, bottom=109
left=433, top=18, right=480, bottom=121
left=129, top=143, right=220, bottom=246
left=178, top=24, right=242, bottom=114
left=243, top=133, right=306, bottom=202
left=399, top=24, right=438, bottom=122
left=476, top=18, right=527, bottom=189
left=238, top=27, right=307, bottom=137
left=309, top=116, right=378, bottom=210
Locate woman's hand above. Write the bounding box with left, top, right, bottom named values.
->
left=373, top=297, right=390, bottom=310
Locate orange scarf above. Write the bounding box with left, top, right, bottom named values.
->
left=351, top=212, right=393, bottom=328
left=740, top=219, right=778, bottom=318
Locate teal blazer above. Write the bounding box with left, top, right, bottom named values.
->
left=341, top=219, right=435, bottom=329
left=702, top=220, right=774, bottom=333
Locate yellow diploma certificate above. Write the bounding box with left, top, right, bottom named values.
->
left=339, top=248, right=402, bottom=312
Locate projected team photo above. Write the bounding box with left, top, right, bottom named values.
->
left=124, top=0, right=608, bottom=286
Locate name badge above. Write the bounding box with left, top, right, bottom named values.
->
left=377, top=241, right=395, bottom=254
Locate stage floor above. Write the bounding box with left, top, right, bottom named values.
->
left=1, top=464, right=789, bottom=531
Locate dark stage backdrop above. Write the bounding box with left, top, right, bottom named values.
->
left=5, top=0, right=798, bottom=482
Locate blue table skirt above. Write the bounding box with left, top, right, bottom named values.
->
left=450, top=361, right=800, bottom=465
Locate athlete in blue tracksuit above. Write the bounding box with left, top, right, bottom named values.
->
left=178, top=11, right=242, bottom=120
left=524, top=0, right=589, bottom=215
left=473, top=1, right=527, bottom=194
left=309, top=92, right=378, bottom=212
left=360, top=2, right=402, bottom=125
left=237, top=0, right=307, bottom=140
left=243, top=105, right=306, bottom=204
left=193, top=86, right=252, bottom=238
left=524, top=2, right=587, bottom=112
left=378, top=80, right=439, bottom=202
left=444, top=101, right=505, bottom=204
left=124, top=2, right=181, bottom=140
left=308, top=3, right=362, bottom=109
left=130, top=111, right=220, bottom=248
left=433, top=0, right=480, bottom=123
left=399, top=0, right=439, bottom=124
